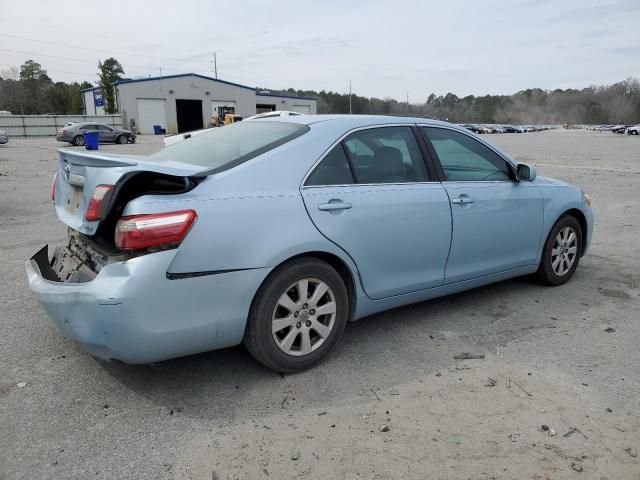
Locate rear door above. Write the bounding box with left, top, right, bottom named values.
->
left=421, top=126, right=543, bottom=283
left=301, top=126, right=452, bottom=300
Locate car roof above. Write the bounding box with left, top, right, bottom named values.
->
left=262, top=114, right=451, bottom=128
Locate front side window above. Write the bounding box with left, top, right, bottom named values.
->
left=344, top=127, right=427, bottom=184
left=422, top=127, right=513, bottom=181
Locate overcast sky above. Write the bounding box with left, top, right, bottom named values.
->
left=1, top=0, right=639, bottom=102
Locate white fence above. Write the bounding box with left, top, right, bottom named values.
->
left=0, top=115, right=123, bottom=137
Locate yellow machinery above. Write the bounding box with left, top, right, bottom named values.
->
left=224, top=113, right=243, bottom=125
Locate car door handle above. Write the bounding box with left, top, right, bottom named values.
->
left=318, top=201, right=352, bottom=211
left=451, top=195, right=475, bottom=205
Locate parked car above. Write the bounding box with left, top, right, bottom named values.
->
left=56, top=122, right=135, bottom=146
left=625, top=125, right=639, bottom=135
left=0, top=129, right=8, bottom=144
left=611, top=125, right=631, bottom=134
left=27, top=115, right=593, bottom=372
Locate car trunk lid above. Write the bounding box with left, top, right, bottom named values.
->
left=54, top=149, right=206, bottom=236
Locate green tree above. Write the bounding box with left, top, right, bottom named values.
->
left=47, top=81, right=86, bottom=114
left=97, top=58, right=124, bottom=114
left=18, top=60, right=52, bottom=114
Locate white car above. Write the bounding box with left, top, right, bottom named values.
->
left=244, top=110, right=304, bottom=120
left=0, top=129, right=8, bottom=144
left=626, top=125, right=640, bottom=135
left=163, top=111, right=306, bottom=147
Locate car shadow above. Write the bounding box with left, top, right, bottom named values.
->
left=97, top=274, right=560, bottom=421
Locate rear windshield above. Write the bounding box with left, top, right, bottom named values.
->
left=149, top=121, right=309, bottom=173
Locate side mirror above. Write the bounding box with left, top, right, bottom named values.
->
left=517, top=163, right=537, bottom=182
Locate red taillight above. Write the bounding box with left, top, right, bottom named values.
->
left=115, top=210, right=197, bottom=250
left=85, top=184, right=114, bottom=221
left=50, top=172, right=57, bottom=201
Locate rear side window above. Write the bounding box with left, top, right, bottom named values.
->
left=306, top=145, right=354, bottom=186
left=344, top=127, right=428, bottom=184
left=149, top=122, right=309, bottom=172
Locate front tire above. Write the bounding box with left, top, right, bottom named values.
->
left=116, top=135, right=128, bottom=144
left=244, top=258, right=349, bottom=373
left=536, top=215, right=583, bottom=286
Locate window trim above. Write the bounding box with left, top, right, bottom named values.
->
left=419, top=125, right=518, bottom=183
left=301, top=124, right=438, bottom=188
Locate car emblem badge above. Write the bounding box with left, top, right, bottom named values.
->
left=63, top=162, right=71, bottom=182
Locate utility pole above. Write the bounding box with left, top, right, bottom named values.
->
left=159, top=67, right=162, bottom=76
left=349, top=80, right=352, bottom=115
left=405, top=92, right=409, bottom=114
left=211, top=52, right=218, bottom=79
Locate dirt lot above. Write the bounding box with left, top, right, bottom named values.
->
left=1, top=130, right=639, bottom=480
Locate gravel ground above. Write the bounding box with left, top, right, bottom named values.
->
left=1, top=130, right=639, bottom=480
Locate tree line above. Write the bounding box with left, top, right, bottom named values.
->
left=1, top=57, right=639, bottom=124
left=0, top=58, right=124, bottom=115
left=269, top=77, right=640, bottom=124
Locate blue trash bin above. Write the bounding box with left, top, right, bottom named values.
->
left=83, top=131, right=99, bottom=150
left=153, top=125, right=163, bottom=135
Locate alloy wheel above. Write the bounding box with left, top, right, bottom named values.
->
left=551, top=226, right=577, bottom=276
left=271, top=278, right=337, bottom=356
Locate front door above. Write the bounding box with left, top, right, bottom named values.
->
left=95, top=124, right=115, bottom=142
left=301, top=126, right=452, bottom=299
left=421, top=126, right=543, bottom=284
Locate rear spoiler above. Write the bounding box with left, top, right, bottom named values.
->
left=59, top=150, right=138, bottom=168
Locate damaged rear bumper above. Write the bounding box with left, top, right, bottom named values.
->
left=26, top=245, right=270, bottom=363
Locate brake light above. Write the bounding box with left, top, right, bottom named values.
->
left=85, top=184, right=114, bottom=221
left=50, top=172, right=57, bottom=201
left=115, top=210, right=197, bottom=250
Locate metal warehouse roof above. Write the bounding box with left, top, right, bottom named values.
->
left=80, top=73, right=317, bottom=100
left=256, top=92, right=317, bottom=101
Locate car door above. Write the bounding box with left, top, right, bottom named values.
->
left=421, top=126, right=543, bottom=284
left=301, top=126, right=452, bottom=300
left=95, top=125, right=115, bottom=142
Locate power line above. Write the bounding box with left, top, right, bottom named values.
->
left=0, top=47, right=191, bottom=76
left=0, top=62, right=95, bottom=78
left=0, top=33, right=179, bottom=62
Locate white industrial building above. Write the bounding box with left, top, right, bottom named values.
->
left=81, top=73, right=317, bottom=134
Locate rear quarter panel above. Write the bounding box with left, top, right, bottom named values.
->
left=121, top=121, right=364, bottom=293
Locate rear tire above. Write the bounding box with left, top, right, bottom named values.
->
left=536, top=215, right=582, bottom=286
left=244, top=258, right=349, bottom=373
left=72, top=135, right=85, bottom=146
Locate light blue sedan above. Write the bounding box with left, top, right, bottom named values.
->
left=26, top=116, right=593, bottom=372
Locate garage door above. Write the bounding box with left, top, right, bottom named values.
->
left=291, top=104, right=311, bottom=114
left=136, top=99, right=166, bottom=134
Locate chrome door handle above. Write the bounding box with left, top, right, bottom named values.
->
left=318, top=202, right=352, bottom=211
left=451, top=195, right=475, bottom=205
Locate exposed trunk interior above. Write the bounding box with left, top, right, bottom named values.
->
left=92, top=171, right=201, bottom=251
